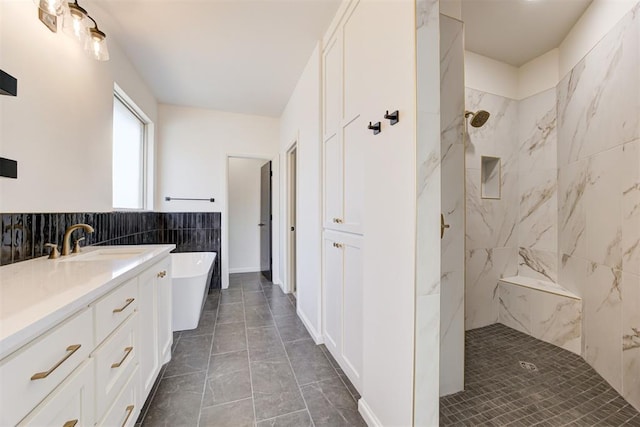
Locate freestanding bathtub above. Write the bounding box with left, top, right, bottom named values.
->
left=171, top=252, right=216, bottom=331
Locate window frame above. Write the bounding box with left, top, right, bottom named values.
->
left=112, top=84, right=152, bottom=211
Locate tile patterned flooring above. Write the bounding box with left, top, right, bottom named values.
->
left=440, top=324, right=640, bottom=426
left=137, top=272, right=365, bottom=427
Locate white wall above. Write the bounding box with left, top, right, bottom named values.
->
left=559, top=0, right=639, bottom=78
left=157, top=105, right=280, bottom=288
left=228, top=157, right=265, bottom=273
left=518, top=49, right=560, bottom=100
left=464, top=50, right=519, bottom=99
left=465, top=0, right=639, bottom=100
left=278, top=44, right=323, bottom=341
left=0, top=0, right=157, bottom=213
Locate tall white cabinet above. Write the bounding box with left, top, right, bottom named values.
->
left=321, top=0, right=367, bottom=394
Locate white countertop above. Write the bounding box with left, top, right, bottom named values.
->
left=0, top=244, right=175, bottom=360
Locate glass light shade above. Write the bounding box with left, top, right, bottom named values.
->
left=85, top=28, right=109, bottom=61
left=34, top=0, right=67, bottom=16
left=62, top=3, right=90, bottom=44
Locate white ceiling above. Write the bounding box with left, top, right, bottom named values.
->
left=462, top=0, right=593, bottom=67
left=92, top=0, right=341, bottom=117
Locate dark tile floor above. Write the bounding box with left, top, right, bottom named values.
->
left=137, top=272, right=365, bottom=427
left=440, top=324, right=640, bottom=426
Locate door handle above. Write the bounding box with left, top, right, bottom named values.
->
left=258, top=223, right=265, bottom=227
left=441, top=213, right=450, bottom=239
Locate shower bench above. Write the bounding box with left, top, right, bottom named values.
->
left=497, top=276, right=582, bottom=355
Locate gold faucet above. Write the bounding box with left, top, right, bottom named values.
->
left=62, top=224, right=95, bottom=256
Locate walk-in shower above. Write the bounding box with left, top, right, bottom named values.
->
left=464, top=110, right=490, bottom=127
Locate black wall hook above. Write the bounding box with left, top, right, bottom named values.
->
left=368, top=121, right=381, bottom=135
left=384, top=110, right=399, bottom=125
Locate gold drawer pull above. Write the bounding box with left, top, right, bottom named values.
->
left=122, top=405, right=134, bottom=427
left=333, top=242, right=343, bottom=249
left=111, top=346, right=133, bottom=368
left=31, top=344, right=81, bottom=380
left=63, top=420, right=78, bottom=427
left=113, top=298, right=135, bottom=313
left=157, top=270, right=167, bottom=278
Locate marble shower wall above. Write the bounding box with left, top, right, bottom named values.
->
left=414, top=0, right=441, bottom=424
left=465, top=84, right=560, bottom=331
left=439, top=14, right=465, bottom=397
left=517, top=89, right=558, bottom=283
left=464, top=88, right=519, bottom=330
left=557, top=3, right=640, bottom=408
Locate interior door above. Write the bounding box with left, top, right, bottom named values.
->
left=260, top=161, right=272, bottom=281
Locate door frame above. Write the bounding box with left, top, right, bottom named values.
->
left=285, top=141, right=298, bottom=295
left=222, top=153, right=278, bottom=289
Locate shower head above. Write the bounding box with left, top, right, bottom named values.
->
left=465, top=110, right=490, bottom=128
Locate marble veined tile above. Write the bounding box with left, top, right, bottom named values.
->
left=415, top=294, right=440, bottom=424
left=622, top=271, right=640, bottom=410
left=498, top=284, right=531, bottom=335
left=531, top=291, right=582, bottom=355
left=416, top=0, right=439, bottom=115
left=465, top=88, right=519, bottom=168
left=558, top=159, right=588, bottom=260
left=585, top=262, right=623, bottom=393
left=557, top=8, right=639, bottom=166
left=518, top=88, right=558, bottom=173
left=466, top=167, right=519, bottom=250
left=416, top=112, right=441, bottom=296
left=586, top=146, right=623, bottom=269
left=622, top=140, right=640, bottom=275
left=465, top=247, right=518, bottom=330
left=559, top=253, right=588, bottom=301
left=518, top=169, right=558, bottom=254
left=518, top=248, right=558, bottom=283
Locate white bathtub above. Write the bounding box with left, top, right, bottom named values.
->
left=171, top=252, right=216, bottom=331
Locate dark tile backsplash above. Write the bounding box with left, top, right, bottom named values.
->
left=0, top=212, right=222, bottom=289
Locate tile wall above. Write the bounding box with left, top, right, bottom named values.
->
left=556, top=3, right=639, bottom=408
left=0, top=212, right=222, bottom=289
left=465, top=2, right=640, bottom=410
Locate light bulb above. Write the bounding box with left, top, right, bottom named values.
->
left=63, top=2, right=89, bottom=44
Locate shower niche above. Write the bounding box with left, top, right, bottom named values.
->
left=480, top=156, right=501, bottom=199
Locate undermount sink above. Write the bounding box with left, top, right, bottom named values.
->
left=60, top=248, right=148, bottom=262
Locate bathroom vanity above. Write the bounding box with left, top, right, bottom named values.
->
left=0, top=244, right=175, bottom=426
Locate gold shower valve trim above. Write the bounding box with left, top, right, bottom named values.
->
left=441, top=213, right=450, bottom=239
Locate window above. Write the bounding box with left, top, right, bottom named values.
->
left=112, top=90, right=148, bottom=209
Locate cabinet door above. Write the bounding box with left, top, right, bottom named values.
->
left=138, top=267, right=158, bottom=398
left=322, top=232, right=344, bottom=356
left=18, top=360, right=95, bottom=427
left=323, top=30, right=345, bottom=230
left=341, top=235, right=363, bottom=391
left=156, top=257, right=172, bottom=365
left=342, top=116, right=365, bottom=234
left=324, top=133, right=344, bottom=229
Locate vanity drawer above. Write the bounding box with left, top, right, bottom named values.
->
left=18, top=359, right=95, bottom=427
left=94, top=277, right=138, bottom=345
left=93, top=312, right=138, bottom=421
left=97, top=367, right=139, bottom=427
left=0, top=308, right=94, bottom=427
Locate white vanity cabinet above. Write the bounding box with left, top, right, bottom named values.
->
left=139, top=256, right=172, bottom=398
left=322, top=230, right=363, bottom=392
left=0, top=247, right=173, bottom=426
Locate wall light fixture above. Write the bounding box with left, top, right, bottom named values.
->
left=37, top=0, right=110, bottom=61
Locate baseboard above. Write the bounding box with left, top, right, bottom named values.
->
left=358, top=399, right=383, bottom=427
left=297, top=307, right=323, bottom=344
left=229, top=267, right=261, bottom=274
